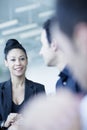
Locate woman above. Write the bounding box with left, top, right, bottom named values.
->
left=0, top=39, right=45, bottom=129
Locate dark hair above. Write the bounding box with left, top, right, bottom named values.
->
left=56, top=0, right=87, bottom=38
left=43, top=19, right=52, bottom=44
left=4, top=39, right=27, bottom=60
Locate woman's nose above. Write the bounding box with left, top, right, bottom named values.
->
left=15, top=59, right=21, bottom=65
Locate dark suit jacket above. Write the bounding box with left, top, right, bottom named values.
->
left=0, top=78, right=45, bottom=128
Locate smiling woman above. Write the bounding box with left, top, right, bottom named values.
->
left=4, top=39, right=28, bottom=78
left=0, top=39, right=45, bottom=130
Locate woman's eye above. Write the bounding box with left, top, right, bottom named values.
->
left=11, top=59, right=15, bottom=61
left=20, top=57, right=25, bottom=61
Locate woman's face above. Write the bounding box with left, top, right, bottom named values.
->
left=5, top=48, right=28, bottom=77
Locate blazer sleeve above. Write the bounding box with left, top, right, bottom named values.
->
left=0, top=81, right=10, bottom=129
left=0, top=84, right=4, bottom=129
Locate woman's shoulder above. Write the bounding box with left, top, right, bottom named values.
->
left=25, top=78, right=45, bottom=91
left=26, top=78, right=43, bottom=85
left=0, top=81, right=7, bottom=93
left=0, top=80, right=10, bottom=89
left=0, top=81, right=7, bottom=87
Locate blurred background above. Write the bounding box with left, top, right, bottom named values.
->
left=0, top=0, right=58, bottom=94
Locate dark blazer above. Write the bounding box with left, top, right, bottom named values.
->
left=56, top=67, right=83, bottom=93
left=0, top=78, right=45, bottom=129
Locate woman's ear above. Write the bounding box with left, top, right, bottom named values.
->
left=26, top=58, right=28, bottom=65
left=4, top=59, right=8, bottom=67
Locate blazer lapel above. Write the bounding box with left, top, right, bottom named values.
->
left=25, top=78, right=36, bottom=101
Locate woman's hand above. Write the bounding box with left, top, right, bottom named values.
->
left=8, top=114, right=23, bottom=130
left=4, top=113, right=21, bottom=128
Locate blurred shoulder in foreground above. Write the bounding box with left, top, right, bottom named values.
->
left=9, top=88, right=81, bottom=130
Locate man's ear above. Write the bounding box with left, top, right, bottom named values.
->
left=74, top=23, right=87, bottom=53
left=4, top=60, right=8, bottom=67
left=26, top=58, right=28, bottom=65
left=51, top=40, right=58, bottom=52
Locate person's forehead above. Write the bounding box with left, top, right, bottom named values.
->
left=7, top=48, right=25, bottom=56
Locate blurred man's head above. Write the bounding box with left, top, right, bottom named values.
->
left=54, top=0, right=87, bottom=90
left=40, top=18, right=66, bottom=68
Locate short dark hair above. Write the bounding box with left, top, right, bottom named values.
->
left=43, top=19, right=52, bottom=44
left=56, top=0, right=87, bottom=38
left=4, top=39, right=27, bottom=60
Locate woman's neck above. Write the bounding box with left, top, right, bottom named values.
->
left=11, top=75, right=25, bottom=88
